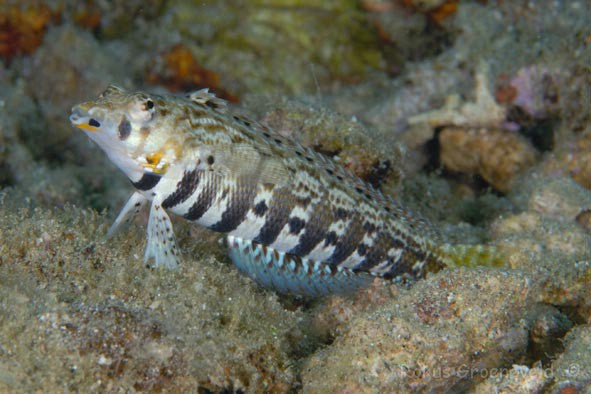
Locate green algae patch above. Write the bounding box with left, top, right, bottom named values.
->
left=158, top=0, right=384, bottom=95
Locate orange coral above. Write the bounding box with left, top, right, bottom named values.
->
left=429, top=0, right=458, bottom=23
left=361, top=0, right=394, bottom=13
left=400, top=0, right=459, bottom=23
left=146, top=44, right=238, bottom=102
left=72, top=6, right=101, bottom=31
left=495, top=81, right=518, bottom=104
left=0, top=4, right=58, bottom=61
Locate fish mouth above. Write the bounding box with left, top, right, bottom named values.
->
left=70, top=104, right=101, bottom=132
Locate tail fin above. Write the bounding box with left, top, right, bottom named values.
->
left=436, top=243, right=508, bottom=268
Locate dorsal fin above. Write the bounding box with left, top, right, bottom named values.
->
left=285, top=139, right=439, bottom=240
left=231, top=112, right=392, bottom=205
left=188, top=88, right=228, bottom=113
left=100, top=84, right=126, bottom=98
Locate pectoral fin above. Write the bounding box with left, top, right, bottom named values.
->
left=106, top=192, right=147, bottom=239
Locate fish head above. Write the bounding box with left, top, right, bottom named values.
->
left=70, top=85, right=180, bottom=177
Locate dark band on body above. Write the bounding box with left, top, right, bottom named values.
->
left=288, top=201, right=333, bottom=257
left=326, top=214, right=366, bottom=266
left=210, top=181, right=257, bottom=232
left=184, top=173, right=217, bottom=221
left=132, top=173, right=161, bottom=191
left=162, top=169, right=201, bottom=209
left=352, top=230, right=397, bottom=272
left=253, top=187, right=295, bottom=245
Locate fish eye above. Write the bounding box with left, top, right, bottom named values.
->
left=145, top=100, right=154, bottom=110
left=89, top=118, right=101, bottom=127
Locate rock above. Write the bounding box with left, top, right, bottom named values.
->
left=439, top=127, right=538, bottom=192
left=548, top=325, right=591, bottom=392
left=471, top=365, right=550, bottom=393
left=302, top=269, right=532, bottom=392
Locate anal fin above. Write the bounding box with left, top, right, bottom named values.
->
left=226, top=235, right=373, bottom=297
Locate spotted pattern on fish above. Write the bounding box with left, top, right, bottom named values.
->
left=70, top=85, right=460, bottom=297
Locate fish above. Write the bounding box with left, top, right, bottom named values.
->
left=70, top=85, right=505, bottom=297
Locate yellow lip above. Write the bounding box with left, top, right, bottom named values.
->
left=74, top=123, right=100, bottom=132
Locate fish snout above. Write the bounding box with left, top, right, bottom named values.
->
left=69, top=104, right=86, bottom=123
left=70, top=103, right=101, bottom=132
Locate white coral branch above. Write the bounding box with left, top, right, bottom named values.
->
left=408, top=63, right=506, bottom=129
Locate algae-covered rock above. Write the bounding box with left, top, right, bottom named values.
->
left=438, top=127, right=538, bottom=192
left=548, top=325, right=591, bottom=391
left=146, top=0, right=384, bottom=96
left=488, top=174, right=591, bottom=322
left=555, top=128, right=591, bottom=190
left=66, top=0, right=166, bottom=39
left=302, top=268, right=533, bottom=392
left=0, top=196, right=307, bottom=392
left=471, top=365, right=550, bottom=394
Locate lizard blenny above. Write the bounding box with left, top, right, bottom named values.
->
left=70, top=85, right=504, bottom=297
